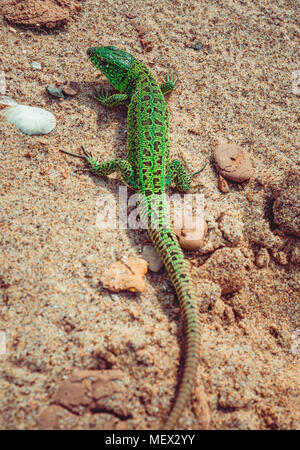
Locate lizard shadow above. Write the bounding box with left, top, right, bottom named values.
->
left=84, top=81, right=131, bottom=162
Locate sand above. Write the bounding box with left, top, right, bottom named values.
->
left=0, top=0, right=299, bottom=430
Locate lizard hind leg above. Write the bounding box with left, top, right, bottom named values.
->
left=60, top=146, right=137, bottom=188
left=166, top=159, right=192, bottom=192
left=166, top=159, right=207, bottom=192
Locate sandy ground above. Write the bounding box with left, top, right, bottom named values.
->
left=0, top=0, right=299, bottom=430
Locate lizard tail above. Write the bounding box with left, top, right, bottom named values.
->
left=147, top=226, right=201, bottom=430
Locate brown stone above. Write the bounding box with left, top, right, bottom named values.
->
left=1, top=0, right=76, bottom=28
left=173, top=208, right=207, bottom=250
left=175, top=217, right=208, bottom=251
left=37, top=405, right=78, bottom=430
left=100, top=257, right=148, bottom=293
left=63, top=81, right=80, bottom=96
left=53, top=370, right=128, bottom=416
left=53, top=378, right=91, bottom=411
left=213, top=143, right=254, bottom=182
left=37, top=370, right=130, bottom=429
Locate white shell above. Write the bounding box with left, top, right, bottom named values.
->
left=4, top=104, right=56, bottom=135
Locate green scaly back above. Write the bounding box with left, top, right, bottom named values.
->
left=61, top=46, right=202, bottom=430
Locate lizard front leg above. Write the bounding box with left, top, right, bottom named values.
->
left=60, top=147, right=137, bottom=189
left=93, top=158, right=138, bottom=189
left=94, top=88, right=130, bottom=107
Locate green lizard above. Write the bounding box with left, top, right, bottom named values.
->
left=61, top=46, right=203, bottom=429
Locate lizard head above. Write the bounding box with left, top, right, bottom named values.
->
left=87, top=46, right=135, bottom=92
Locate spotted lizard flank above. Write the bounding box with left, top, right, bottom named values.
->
left=61, top=46, right=203, bottom=429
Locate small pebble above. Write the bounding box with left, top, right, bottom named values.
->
left=63, top=81, right=80, bottom=97
left=32, top=61, right=42, bottom=70
left=100, top=257, right=148, bottom=293
left=46, top=86, right=65, bottom=98
left=217, top=174, right=230, bottom=193
left=135, top=24, right=148, bottom=36
left=213, top=143, right=254, bottom=182
left=186, top=42, right=203, bottom=51
left=174, top=216, right=208, bottom=251
left=141, top=245, right=163, bottom=272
